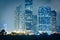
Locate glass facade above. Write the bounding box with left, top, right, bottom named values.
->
left=14, top=5, right=25, bottom=32
left=25, top=0, right=33, bottom=30
left=32, top=15, right=37, bottom=32
left=38, top=6, right=52, bottom=33
left=14, top=0, right=57, bottom=34
left=52, top=10, right=57, bottom=32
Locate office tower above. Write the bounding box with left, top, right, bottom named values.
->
left=25, top=0, right=33, bottom=32
left=38, top=6, right=52, bottom=34
left=52, top=10, right=57, bottom=32
left=14, top=5, right=25, bottom=33
left=32, top=15, right=37, bottom=33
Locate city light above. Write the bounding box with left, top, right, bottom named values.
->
left=0, top=0, right=58, bottom=35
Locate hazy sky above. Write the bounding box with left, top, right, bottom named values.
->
left=0, top=0, right=60, bottom=33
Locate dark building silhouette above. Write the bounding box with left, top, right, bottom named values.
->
left=0, top=29, right=7, bottom=35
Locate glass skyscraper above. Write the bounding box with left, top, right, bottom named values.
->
left=25, top=0, right=33, bottom=31
left=38, top=6, right=52, bottom=33
left=14, top=5, right=25, bottom=32
left=52, top=10, right=57, bottom=32
left=13, top=0, right=57, bottom=35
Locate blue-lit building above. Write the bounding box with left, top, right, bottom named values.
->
left=25, top=0, right=33, bottom=31
left=32, top=15, right=37, bottom=33
left=52, top=10, right=57, bottom=32
left=38, top=6, right=52, bottom=34
left=14, top=0, right=57, bottom=34
left=14, top=5, right=25, bottom=32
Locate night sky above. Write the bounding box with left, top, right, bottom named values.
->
left=0, top=0, right=60, bottom=33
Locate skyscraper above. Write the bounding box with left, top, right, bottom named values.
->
left=24, top=0, right=33, bottom=32
left=32, top=15, right=37, bottom=33
left=14, top=5, right=25, bottom=33
left=52, top=10, right=57, bottom=32
left=38, top=6, right=52, bottom=34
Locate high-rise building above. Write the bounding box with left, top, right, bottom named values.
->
left=14, top=5, right=25, bottom=33
left=14, top=0, right=57, bottom=34
left=32, top=15, right=37, bottom=33
left=38, top=6, right=52, bottom=34
left=25, top=0, right=33, bottom=32
left=52, top=10, right=57, bottom=32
